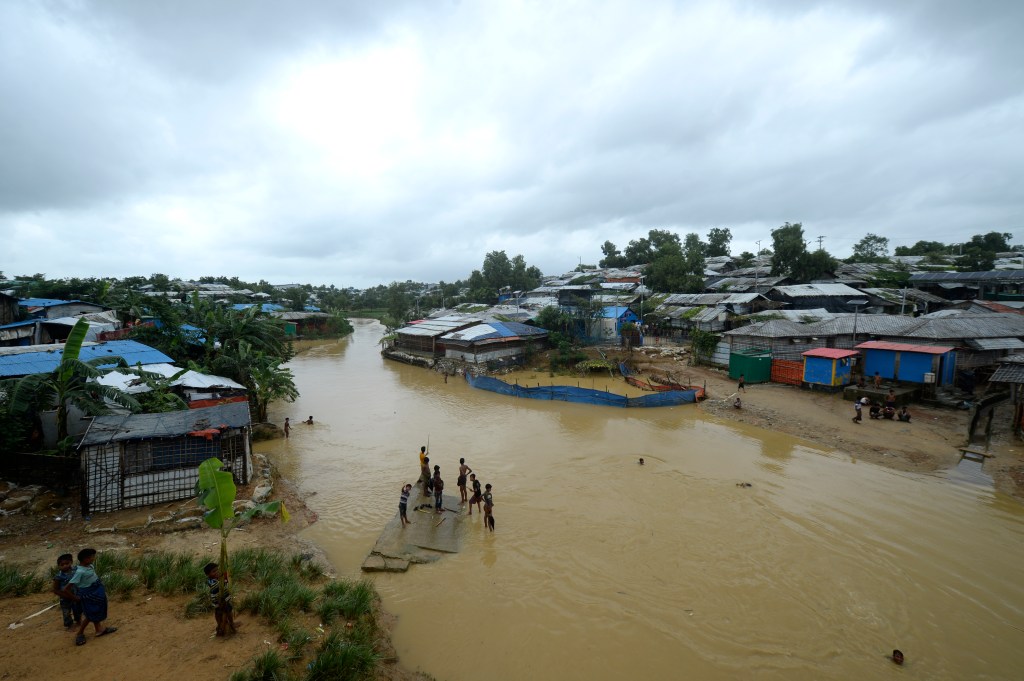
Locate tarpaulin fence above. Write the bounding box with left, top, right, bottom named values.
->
left=465, top=373, right=699, bottom=407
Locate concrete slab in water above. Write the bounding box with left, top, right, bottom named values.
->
left=362, top=487, right=465, bottom=572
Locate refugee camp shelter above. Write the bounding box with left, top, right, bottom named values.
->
left=77, top=402, right=253, bottom=514
left=801, top=348, right=859, bottom=389
left=392, top=315, right=481, bottom=357
left=441, top=321, right=549, bottom=366
left=18, top=298, right=108, bottom=320
left=597, top=306, right=639, bottom=340
left=854, top=341, right=956, bottom=385
left=0, top=339, right=173, bottom=379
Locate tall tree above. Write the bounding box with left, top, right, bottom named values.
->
left=770, top=222, right=810, bottom=278
left=968, top=231, right=1013, bottom=253
left=894, top=240, right=949, bottom=256
left=706, top=227, right=732, bottom=257
left=849, top=233, right=890, bottom=262
left=770, top=222, right=836, bottom=281
left=599, top=241, right=626, bottom=268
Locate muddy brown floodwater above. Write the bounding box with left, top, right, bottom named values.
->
left=259, top=319, right=1024, bottom=681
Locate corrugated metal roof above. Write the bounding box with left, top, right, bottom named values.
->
left=771, top=283, right=864, bottom=297
left=990, top=362, right=1024, bottom=383
left=691, top=307, right=724, bottom=323
left=0, top=340, right=174, bottom=378
left=663, top=293, right=759, bottom=305
left=78, top=402, right=251, bottom=446
left=802, top=348, right=859, bottom=359
left=910, top=270, right=1024, bottom=282
left=859, top=288, right=947, bottom=305
left=724, top=320, right=811, bottom=338
left=854, top=341, right=954, bottom=354
left=808, top=314, right=919, bottom=336
left=397, top=315, right=481, bottom=337
left=902, top=313, right=1024, bottom=339
left=965, top=338, right=1024, bottom=350
left=763, top=308, right=835, bottom=323
left=441, top=321, right=547, bottom=343
left=707, top=276, right=786, bottom=291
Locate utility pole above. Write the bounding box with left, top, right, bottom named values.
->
left=755, top=240, right=761, bottom=292
left=816, top=235, right=824, bottom=251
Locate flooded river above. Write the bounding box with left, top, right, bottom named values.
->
left=260, top=319, right=1024, bottom=680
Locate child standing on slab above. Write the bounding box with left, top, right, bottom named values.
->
left=60, top=548, right=117, bottom=646
left=399, top=483, right=412, bottom=526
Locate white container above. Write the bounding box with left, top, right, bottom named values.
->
left=923, top=372, right=936, bottom=383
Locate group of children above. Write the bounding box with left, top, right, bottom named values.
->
left=400, top=446, right=495, bottom=531
left=53, top=548, right=236, bottom=645
left=852, top=386, right=912, bottom=424
left=51, top=548, right=116, bottom=646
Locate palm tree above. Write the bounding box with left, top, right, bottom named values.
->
left=9, top=318, right=140, bottom=449
left=209, top=340, right=298, bottom=422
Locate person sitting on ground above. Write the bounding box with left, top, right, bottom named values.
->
left=869, top=402, right=882, bottom=419
left=898, top=406, right=911, bottom=423
left=856, top=375, right=866, bottom=389
left=882, top=405, right=896, bottom=420
left=733, top=397, right=742, bottom=409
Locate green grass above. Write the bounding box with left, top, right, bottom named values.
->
left=0, top=563, right=47, bottom=596
left=103, top=571, right=140, bottom=600
left=230, top=648, right=292, bottom=681
left=316, top=580, right=375, bottom=625
left=303, top=630, right=377, bottom=681
left=239, top=574, right=318, bottom=621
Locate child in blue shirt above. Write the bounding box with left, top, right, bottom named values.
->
left=59, top=548, right=116, bottom=646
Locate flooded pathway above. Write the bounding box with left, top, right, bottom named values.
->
left=260, top=320, right=1024, bottom=680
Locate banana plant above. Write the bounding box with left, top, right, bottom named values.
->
left=195, top=457, right=289, bottom=635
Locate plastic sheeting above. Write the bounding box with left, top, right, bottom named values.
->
left=465, top=373, right=699, bottom=407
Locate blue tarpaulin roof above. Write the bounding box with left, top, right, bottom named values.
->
left=0, top=340, right=174, bottom=378
left=18, top=298, right=86, bottom=308
left=231, top=303, right=284, bottom=312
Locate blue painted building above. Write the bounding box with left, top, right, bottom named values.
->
left=598, top=305, right=640, bottom=340
left=854, top=341, right=956, bottom=385
left=802, top=348, right=859, bottom=388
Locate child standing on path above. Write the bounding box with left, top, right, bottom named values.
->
left=483, top=483, right=495, bottom=531
left=737, top=374, right=746, bottom=392
left=852, top=397, right=865, bottom=423
left=399, top=484, right=412, bottom=526
left=457, top=458, right=473, bottom=504
left=467, top=474, right=482, bottom=515
left=60, top=548, right=116, bottom=646
left=52, top=553, right=81, bottom=629
left=203, top=562, right=236, bottom=636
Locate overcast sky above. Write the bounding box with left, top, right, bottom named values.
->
left=2, top=0, right=1022, bottom=289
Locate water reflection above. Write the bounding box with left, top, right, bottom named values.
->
left=260, top=322, right=1024, bottom=681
